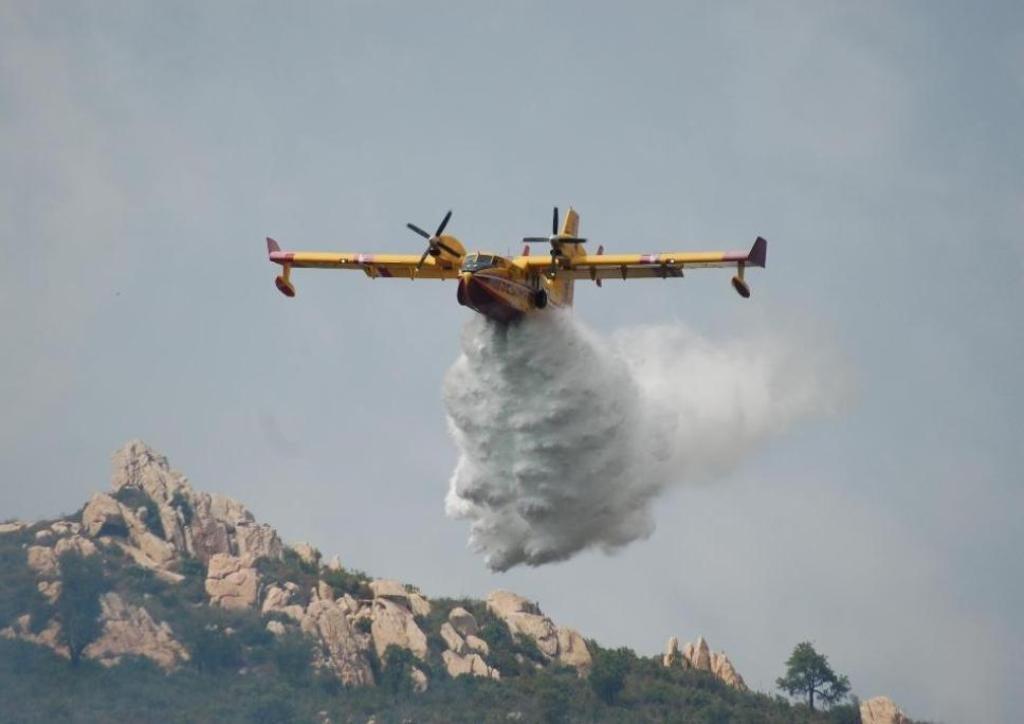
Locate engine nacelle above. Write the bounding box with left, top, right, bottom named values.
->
left=430, top=235, right=466, bottom=267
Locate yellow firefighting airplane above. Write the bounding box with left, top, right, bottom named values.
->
left=266, top=208, right=766, bottom=323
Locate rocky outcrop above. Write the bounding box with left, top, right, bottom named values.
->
left=236, top=522, right=283, bottom=560
left=710, top=651, right=745, bottom=690
left=261, top=583, right=305, bottom=622
left=685, top=637, right=712, bottom=671
left=486, top=590, right=592, bottom=674
left=860, top=696, right=910, bottom=724
left=1, top=614, right=69, bottom=658
left=291, top=542, right=320, bottom=568
left=442, top=649, right=500, bottom=679
left=369, top=579, right=431, bottom=617
left=410, top=666, right=429, bottom=692
left=487, top=591, right=558, bottom=656
left=53, top=535, right=98, bottom=559
left=301, top=598, right=374, bottom=686
left=50, top=521, right=81, bottom=537
left=82, top=493, right=126, bottom=537
left=371, top=599, right=428, bottom=661
left=26, top=546, right=58, bottom=576
left=663, top=635, right=747, bottom=690
left=100, top=440, right=284, bottom=567
left=205, top=554, right=260, bottom=610
left=664, top=636, right=681, bottom=667
left=0, top=521, right=27, bottom=535
left=555, top=628, right=592, bottom=673
left=465, top=634, right=489, bottom=656
left=83, top=592, right=189, bottom=670
left=37, top=580, right=62, bottom=602
left=440, top=622, right=467, bottom=655
left=448, top=607, right=479, bottom=637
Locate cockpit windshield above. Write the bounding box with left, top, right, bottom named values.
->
left=461, top=254, right=497, bottom=272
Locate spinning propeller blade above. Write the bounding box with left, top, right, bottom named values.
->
left=407, top=210, right=455, bottom=270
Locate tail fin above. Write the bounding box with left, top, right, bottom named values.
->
left=266, top=237, right=281, bottom=255
left=560, top=207, right=580, bottom=238
left=747, top=236, right=767, bottom=268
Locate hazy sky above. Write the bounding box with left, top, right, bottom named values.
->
left=2, top=2, right=1022, bottom=721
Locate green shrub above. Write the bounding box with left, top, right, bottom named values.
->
left=589, top=646, right=633, bottom=705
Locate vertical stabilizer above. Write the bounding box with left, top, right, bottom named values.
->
left=560, top=207, right=580, bottom=238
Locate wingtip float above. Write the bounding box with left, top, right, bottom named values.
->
left=265, top=208, right=767, bottom=321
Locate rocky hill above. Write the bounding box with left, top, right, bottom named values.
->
left=0, top=441, right=911, bottom=723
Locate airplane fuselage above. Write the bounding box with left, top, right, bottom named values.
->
left=455, top=251, right=576, bottom=323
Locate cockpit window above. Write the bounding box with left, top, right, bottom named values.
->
left=461, top=254, right=496, bottom=272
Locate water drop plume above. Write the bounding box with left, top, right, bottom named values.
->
left=443, top=310, right=831, bottom=571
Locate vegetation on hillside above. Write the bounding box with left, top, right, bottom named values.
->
left=1, top=514, right=866, bottom=723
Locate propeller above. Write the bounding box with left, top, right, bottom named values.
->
left=408, top=210, right=458, bottom=269
left=522, top=207, right=587, bottom=245
left=523, top=207, right=587, bottom=279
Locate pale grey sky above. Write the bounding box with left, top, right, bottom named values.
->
left=2, top=2, right=1022, bottom=721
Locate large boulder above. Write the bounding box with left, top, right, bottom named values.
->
left=465, top=634, right=490, bottom=656
left=53, top=535, right=98, bottom=559
left=49, top=521, right=81, bottom=537
left=0, top=521, right=27, bottom=535
left=687, top=637, right=711, bottom=671
left=111, top=440, right=188, bottom=503
left=440, top=622, right=467, bottom=655
left=710, top=651, right=747, bottom=691
left=486, top=590, right=559, bottom=658
left=555, top=628, right=592, bottom=673
left=291, top=542, right=320, bottom=568
left=235, top=522, right=283, bottom=561
left=860, top=696, right=910, bottom=724
left=368, top=579, right=431, bottom=617
left=371, top=599, right=428, bottom=661
left=83, top=592, right=189, bottom=671
left=301, top=598, right=374, bottom=686
left=663, top=636, right=681, bottom=667
left=26, top=546, right=58, bottom=576
left=442, top=650, right=499, bottom=680
left=82, top=493, right=125, bottom=537
left=205, top=554, right=260, bottom=610
left=410, top=666, right=429, bottom=693
left=261, top=584, right=305, bottom=622
left=448, top=607, right=479, bottom=637
left=120, top=507, right=176, bottom=566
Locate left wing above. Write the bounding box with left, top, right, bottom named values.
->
left=568, top=236, right=766, bottom=278
left=514, top=236, right=766, bottom=296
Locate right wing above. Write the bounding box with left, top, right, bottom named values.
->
left=266, top=237, right=461, bottom=296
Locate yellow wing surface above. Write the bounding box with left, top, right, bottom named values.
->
left=266, top=237, right=463, bottom=296
left=515, top=237, right=766, bottom=280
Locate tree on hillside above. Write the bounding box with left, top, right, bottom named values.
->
left=776, top=642, right=850, bottom=710
left=589, top=646, right=633, bottom=705
left=55, top=550, right=108, bottom=666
